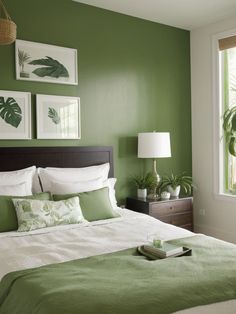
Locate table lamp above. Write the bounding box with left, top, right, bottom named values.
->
left=138, top=132, right=171, bottom=199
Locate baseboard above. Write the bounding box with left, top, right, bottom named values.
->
left=194, top=223, right=236, bottom=244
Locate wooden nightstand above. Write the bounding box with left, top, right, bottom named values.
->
left=126, top=196, right=193, bottom=231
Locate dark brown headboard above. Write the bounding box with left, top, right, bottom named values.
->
left=0, top=146, right=114, bottom=177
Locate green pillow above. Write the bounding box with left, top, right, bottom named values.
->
left=53, top=187, right=120, bottom=222
left=0, top=192, right=52, bottom=232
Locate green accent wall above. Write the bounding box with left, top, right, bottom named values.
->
left=0, top=0, right=191, bottom=203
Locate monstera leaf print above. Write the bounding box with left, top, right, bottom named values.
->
left=48, top=107, right=61, bottom=124
left=0, top=97, right=22, bottom=128
left=29, top=56, right=69, bottom=78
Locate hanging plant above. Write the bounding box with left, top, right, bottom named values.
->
left=0, top=0, right=17, bottom=45
left=223, top=106, right=236, bottom=156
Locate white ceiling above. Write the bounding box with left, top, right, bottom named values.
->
left=73, top=0, right=236, bottom=30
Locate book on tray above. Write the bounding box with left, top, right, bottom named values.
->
left=144, top=243, right=183, bottom=257
left=138, top=242, right=188, bottom=260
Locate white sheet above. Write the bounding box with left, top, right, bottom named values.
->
left=0, top=208, right=235, bottom=314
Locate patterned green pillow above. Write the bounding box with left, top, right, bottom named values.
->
left=12, top=196, right=87, bottom=232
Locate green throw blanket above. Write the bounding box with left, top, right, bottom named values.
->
left=1, top=235, right=236, bottom=314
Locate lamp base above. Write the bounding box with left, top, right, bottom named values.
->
left=150, top=159, right=161, bottom=199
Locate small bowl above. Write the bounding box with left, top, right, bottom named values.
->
left=161, top=191, right=171, bottom=200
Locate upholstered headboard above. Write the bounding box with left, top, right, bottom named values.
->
left=0, top=146, right=114, bottom=177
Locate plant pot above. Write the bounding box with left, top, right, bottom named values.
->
left=161, top=191, right=171, bottom=200
left=20, top=71, right=29, bottom=78
left=137, top=188, right=147, bottom=199
left=167, top=185, right=180, bottom=198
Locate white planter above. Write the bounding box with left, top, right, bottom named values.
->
left=167, top=185, right=181, bottom=197
left=137, top=188, right=147, bottom=199
left=161, top=191, right=171, bottom=200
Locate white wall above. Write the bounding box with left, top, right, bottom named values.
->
left=191, top=16, right=236, bottom=244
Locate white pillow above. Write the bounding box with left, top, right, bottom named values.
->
left=50, top=177, right=104, bottom=194
left=0, top=166, right=36, bottom=195
left=105, top=178, right=118, bottom=209
left=13, top=196, right=87, bottom=232
left=0, top=182, right=27, bottom=196
left=32, top=171, right=42, bottom=194
left=38, top=163, right=110, bottom=192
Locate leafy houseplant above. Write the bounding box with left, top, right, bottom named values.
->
left=160, top=173, right=193, bottom=197
left=132, top=172, right=156, bottom=198
left=223, top=106, right=236, bottom=156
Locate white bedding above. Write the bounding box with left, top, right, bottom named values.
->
left=0, top=208, right=235, bottom=314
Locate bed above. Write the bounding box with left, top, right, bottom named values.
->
left=0, top=146, right=236, bottom=314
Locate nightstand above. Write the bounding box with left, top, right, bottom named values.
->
left=126, top=196, right=193, bottom=231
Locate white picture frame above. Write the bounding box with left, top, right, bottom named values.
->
left=0, top=90, right=31, bottom=140
left=36, top=94, right=81, bottom=139
left=15, top=40, right=78, bottom=85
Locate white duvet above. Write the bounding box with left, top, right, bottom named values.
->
left=0, top=208, right=235, bottom=314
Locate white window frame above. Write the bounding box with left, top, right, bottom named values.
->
left=212, top=28, right=236, bottom=202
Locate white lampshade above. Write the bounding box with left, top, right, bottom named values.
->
left=138, top=132, right=171, bottom=158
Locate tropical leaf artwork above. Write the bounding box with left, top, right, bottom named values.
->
left=48, top=107, right=61, bottom=124
left=28, top=56, right=69, bottom=78
left=18, top=49, right=31, bottom=71
left=0, top=97, right=22, bottom=128
left=18, top=49, right=31, bottom=78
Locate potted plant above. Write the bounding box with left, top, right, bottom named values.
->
left=18, top=49, right=31, bottom=78
left=132, top=172, right=156, bottom=198
left=223, top=106, right=236, bottom=156
left=160, top=172, right=193, bottom=198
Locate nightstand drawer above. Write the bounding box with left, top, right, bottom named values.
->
left=150, top=199, right=192, bottom=216
left=156, top=213, right=192, bottom=227
left=172, top=213, right=192, bottom=226
left=126, top=196, right=193, bottom=231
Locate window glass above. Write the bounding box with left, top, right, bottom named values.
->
left=221, top=47, right=236, bottom=194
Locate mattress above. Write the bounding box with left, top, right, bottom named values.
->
left=0, top=208, right=235, bottom=313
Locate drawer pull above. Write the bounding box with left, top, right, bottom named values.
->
left=170, top=206, right=173, bottom=210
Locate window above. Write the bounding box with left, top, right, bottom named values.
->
left=216, top=34, right=236, bottom=196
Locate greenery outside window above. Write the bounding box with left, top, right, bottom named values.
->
left=219, top=36, right=236, bottom=195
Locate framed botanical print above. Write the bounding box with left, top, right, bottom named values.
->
left=36, top=94, right=81, bottom=139
left=0, top=90, right=31, bottom=139
left=15, top=40, right=78, bottom=85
